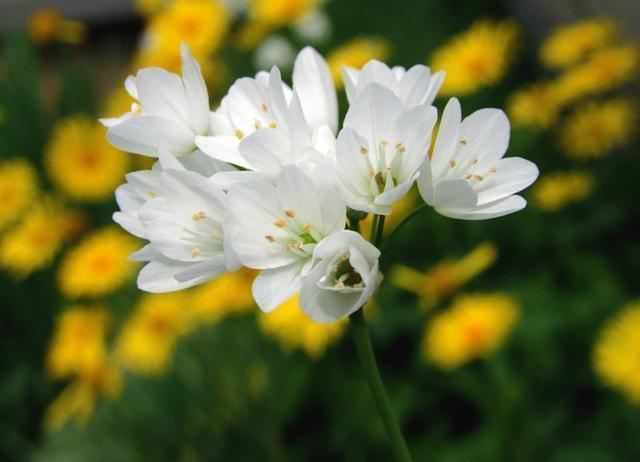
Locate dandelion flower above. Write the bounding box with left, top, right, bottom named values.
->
left=57, top=227, right=138, bottom=299
left=594, top=302, right=640, bottom=403
left=188, top=269, right=257, bottom=324
left=540, top=17, right=617, bottom=69
left=424, top=293, right=520, bottom=370
left=559, top=98, right=636, bottom=160
left=45, top=116, right=129, bottom=201
left=258, top=294, right=346, bottom=359
left=327, top=37, right=391, bottom=89
left=0, top=197, right=66, bottom=278
left=115, top=292, right=190, bottom=374
left=533, top=171, right=594, bottom=212
left=507, top=82, right=563, bottom=128
left=146, top=0, right=230, bottom=56
left=44, top=356, right=121, bottom=431
left=27, top=8, right=87, bottom=45
left=46, top=306, right=110, bottom=379
left=392, top=242, right=497, bottom=310
left=430, top=19, right=520, bottom=96
left=0, top=159, right=38, bottom=232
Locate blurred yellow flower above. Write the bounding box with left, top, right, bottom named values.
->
left=391, top=242, right=497, bottom=310
left=27, top=8, right=87, bottom=45
left=507, top=82, right=562, bottom=128
left=146, top=0, right=230, bottom=57
left=424, top=293, right=520, bottom=370
left=45, top=116, right=129, bottom=202
left=0, top=197, right=66, bottom=278
left=327, top=37, right=391, bottom=89
left=430, top=19, right=519, bottom=96
left=44, top=356, right=122, bottom=431
left=554, top=45, right=639, bottom=106
left=115, top=292, right=190, bottom=374
left=135, top=0, right=167, bottom=16
left=46, top=306, right=110, bottom=379
left=558, top=98, right=636, bottom=160
left=189, top=269, right=257, bottom=324
left=57, top=227, right=139, bottom=299
left=259, top=294, right=346, bottom=359
left=533, top=171, right=594, bottom=212
left=540, top=18, right=617, bottom=69
left=0, top=159, right=38, bottom=232
left=594, top=302, right=640, bottom=403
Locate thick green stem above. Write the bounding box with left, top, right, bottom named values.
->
left=349, top=309, right=413, bottom=462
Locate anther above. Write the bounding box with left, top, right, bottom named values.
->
left=265, top=234, right=276, bottom=243
left=284, top=209, right=295, bottom=218
left=395, top=142, right=406, bottom=153
left=459, top=139, right=468, bottom=145
left=303, top=224, right=311, bottom=233
left=360, top=146, right=368, bottom=155
left=192, top=211, right=206, bottom=221
left=148, top=191, right=158, bottom=198
left=235, top=129, right=245, bottom=139
left=489, top=167, right=497, bottom=173
left=274, top=219, right=285, bottom=228
left=254, top=120, right=262, bottom=129
left=261, top=103, right=268, bottom=112
left=449, top=159, right=457, bottom=168
left=191, top=248, right=201, bottom=258
left=473, top=174, right=484, bottom=181
left=268, top=122, right=277, bottom=129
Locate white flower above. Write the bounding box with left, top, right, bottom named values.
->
left=196, top=47, right=338, bottom=173
left=254, top=35, right=296, bottom=72
left=342, top=59, right=445, bottom=108
left=300, top=230, right=382, bottom=323
left=225, top=165, right=346, bottom=312
left=335, top=83, right=437, bottom=215
left=417, top=98, right=539, bottom=220
left=118, top=168, right=239, bottom=292
left=101, top=43, right=211, bottom=158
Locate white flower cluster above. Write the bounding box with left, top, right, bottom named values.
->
left=103, top=44, right=538, bottom=323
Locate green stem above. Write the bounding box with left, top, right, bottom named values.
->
left=349, top=309, right=413, bottom=462
left=370, top=214, right=386, bottom=247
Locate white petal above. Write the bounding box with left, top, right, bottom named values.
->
left=135, top=67, right=190, bottom=126
left=457, top=108, right=510, bottom=163
left=475, top=157, right=539, bottom=205
left=173, top=255, right=227, bottom=284
left=440, top=195, right=527, bottom=220
left=195, top=135, right=250, bottom=168
left=424, top=70, right=445, bottom=105
left=137, top=259, right=199, bottom=293
left=239, top=128, right=289, bottom=174
left=434, top=179, right=477, bottom=210
left=341, top=66, right=360, bottom=104
left=430, top=97, right=461, bottom=178
left=374, top=175, right=417, bottom=209
left=398, top=65, right=432, bottom=107
left=181, top=43, right=210, bottom=135
left=252, top=264, right=303, bottom=312
left=124, top=75, right=138, bottom=99
left=293, top=47, right=338, bottom=133
left=107, top=115, right=195, bottom=156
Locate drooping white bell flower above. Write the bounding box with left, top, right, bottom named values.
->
left=342, top=59, right=445, bottom=109
left=300, top=230, right=382, bottom=323
left=196, top=46, right=338, bottom=173
left=417, top=98, right=539, bottom=220
left=120, top=168, right=239, bottom=292
left=225, top=165, right=346, bottom=312
left=101, top=43, right=211, bottom=158
left=335, top=83, right=438, bottom=215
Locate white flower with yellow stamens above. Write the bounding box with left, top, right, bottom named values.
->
left=335, top=83, right=437, bottom=215
left=101, top=44, right=212, bottom=158
left=225, top=166, right=345, bottom=312
left=342, top=59, right=445, bottom=108
left=417, top=98, right=538, bottom=220
left=300, top=230, right=382, bottom=323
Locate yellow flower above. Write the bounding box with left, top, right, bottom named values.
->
left=554, top=45, right=639, bottom=106
left=44, top=356, right=122, bottom=431
left=533, top=171, right=594, bottom=212
left=0, top=159, right=38, bottom=232
left=115, top=292, right=190, bottom=374
left=146, top=0, right=230, bottom=57
left=188, top=269, right=257, bottom=324
left=391, top=242, right=497, bottom=310
left=327, top=37, right=391, bottom=89
left=558, top=98, right=636, bottom=160
left=540, top=17, right=617, bottom=69
left=507, top=82, right=562, bottom=128
left=45, top=116, right=129, bottom=202
left=430, top=19, right=520, bottom=96
left=27, top=8, right=87, bottom=45
left=258, top=294, right=346, bottom=359
left=594, top=302, right=640, bottom=403
left=57, top=227, right=139, bottom=299
left=0, top=197, right=66, bottom=278
left=424, top=293, right=520, bottom=370
left=47, top=307, right=110, bottom=379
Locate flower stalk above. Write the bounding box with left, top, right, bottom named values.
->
left=350, top=214, right=413, bottom=461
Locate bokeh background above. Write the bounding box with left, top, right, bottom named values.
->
left=0, top=0, right=639, bottom=461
